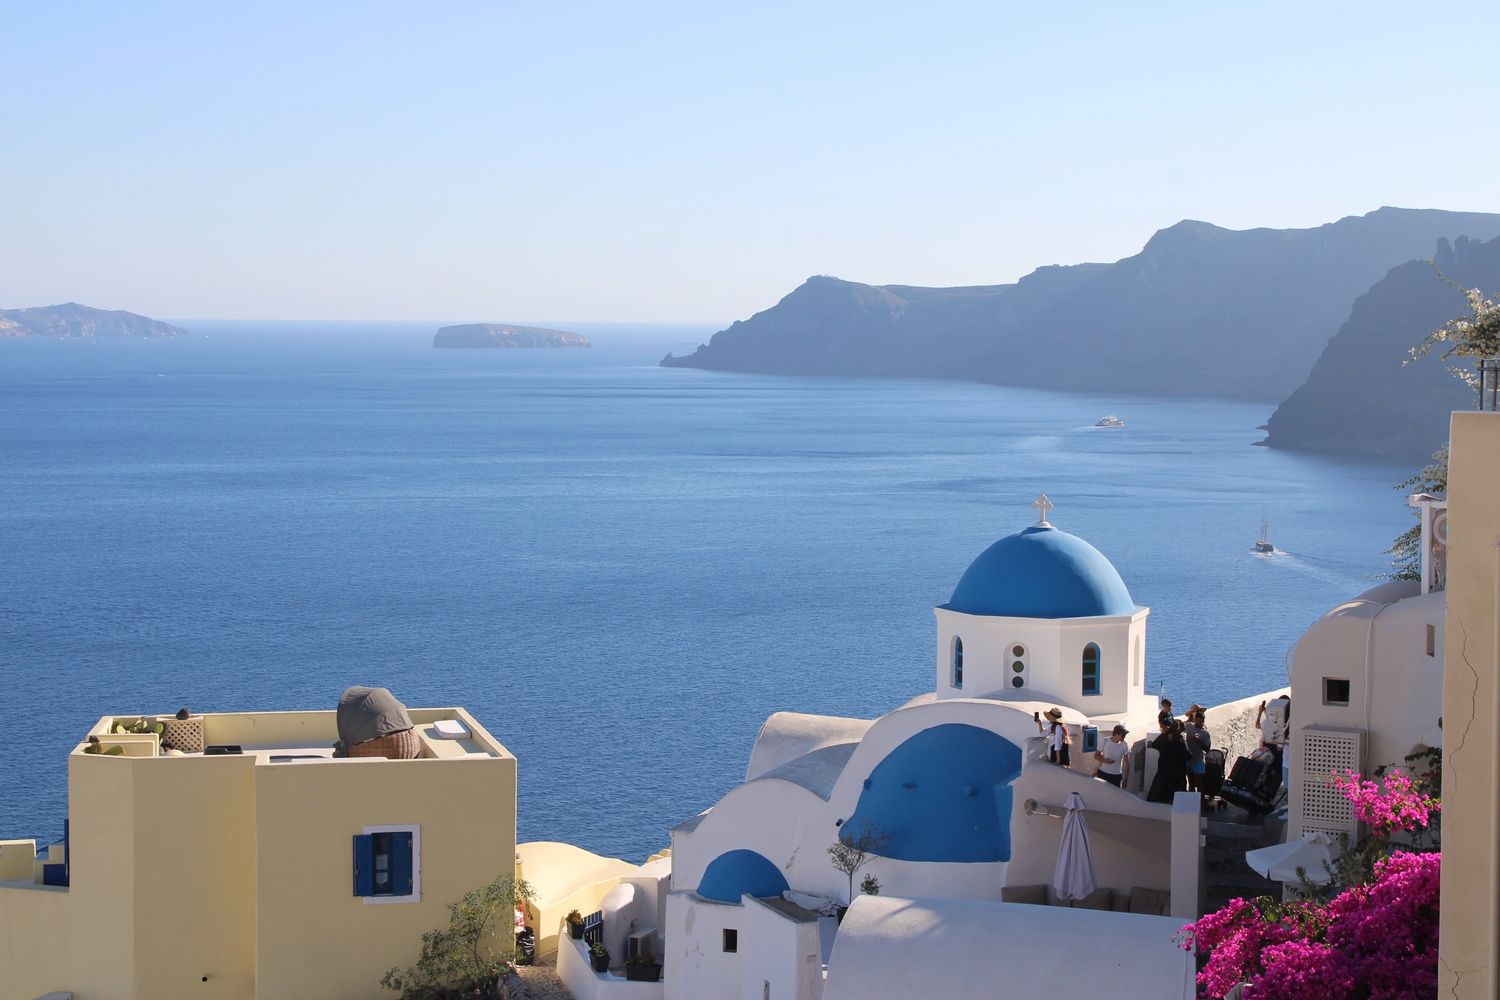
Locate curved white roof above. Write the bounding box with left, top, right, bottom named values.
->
left=825, top=895, right=1194, bottom=1000
left=515, top=841, right=636, bottom=909
left=754, top=742, right=858, bottom=800
left=745, top=711, right=875, bottom=781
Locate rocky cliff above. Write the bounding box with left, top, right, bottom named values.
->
left=433, top=323, right=591, bottom=349
left=0, top=303, right=188, bottom=337
left=662, top=208, right=1500, bottom=402
left=1261, top=235, right=1500, bottom=461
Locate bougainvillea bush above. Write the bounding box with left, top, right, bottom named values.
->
left=1178, top=765, right=1440, bottom=999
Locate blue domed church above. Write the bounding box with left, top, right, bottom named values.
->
left=658, top=498, right=1180, bottom=1000
left=936, top=495, right=1153, bottom=725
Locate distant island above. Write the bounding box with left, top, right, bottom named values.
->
left=433, top=323, right=590, bottom=349
left=0, top=303, right=188, bottom=338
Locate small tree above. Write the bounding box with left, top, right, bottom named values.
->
left=382, top=873, right=534, bottom=1000
left=860, top=873, right=882, bottom=895
left=828, top=822, right=889, bottom=904
left=1386, top=443, right=1447, bottom=581
left=1408, top=264, right=1500, bottom=386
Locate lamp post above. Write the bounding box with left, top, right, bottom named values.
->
left=1479, top=356, right=1500, bottom=412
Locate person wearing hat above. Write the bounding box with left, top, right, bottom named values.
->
left=1035, top=707, right=1071, bottom=767
left=1093, top=724, right=1131, bottom=788
left=1183, top=706, right=1211, bottom=792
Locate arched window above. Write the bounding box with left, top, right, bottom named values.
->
left=1082, top=643, right=1101, bottom=696
left=1009, top=643, right=1027, bottom=689
left=1133, top=635, right=1142, bottom=687
left=952, top=637, right=964, bottom=689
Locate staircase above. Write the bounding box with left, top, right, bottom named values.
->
left=1202, top=809, right=1285, bottom=912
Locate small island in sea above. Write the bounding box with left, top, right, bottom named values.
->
left=433, top=323, right=591, bottom=349
left=0, top=302, right=188, bottom=338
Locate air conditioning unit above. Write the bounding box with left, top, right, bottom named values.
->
left=1294, top=725, right=1364, bottom=843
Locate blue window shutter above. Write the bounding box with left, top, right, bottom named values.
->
left=391, top=832, right=414, bottom=896
left=353, top=834, right=375, bottom=896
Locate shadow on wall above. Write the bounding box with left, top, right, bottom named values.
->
left=842, top=724, right=1023, bottom=863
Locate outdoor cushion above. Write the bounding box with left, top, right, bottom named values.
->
left=1072, top=887, right=1114, bottom=911
left=1129, top=886, right=1171, bottom=916
left=1000, top=883, right=1048, bottom=906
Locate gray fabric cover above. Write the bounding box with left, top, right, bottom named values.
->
left=336, top=687, right=414, bottom=752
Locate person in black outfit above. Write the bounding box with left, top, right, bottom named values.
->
left=1147, top=717, right=1189, bottom=804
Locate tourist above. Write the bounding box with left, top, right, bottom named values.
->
left=1147, top=718, right=1188, bottom=803
left=1093, top=724, right=1130, bottom=788
left=1158, top=697, right=1174, bottom=728
left=1257, top=696, right=1292, bottom=785
left=1184, top=705, right=1210, bottom=792
left=1036, top=707, right=1071, bottom=767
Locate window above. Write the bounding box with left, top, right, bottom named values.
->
left=1009, top=643, right=1027, bottom=689
left=952, top=637, right=964, bottom=689
left=723, top=928, right=738, bottom=953
left=1323, top=678, right=1351, bottom=706
left=354, top=825, right=420, bottom=903
left=1425, top=624, right=1436, bottom=658
left=1133, top=635, right=1142, bottom=687
left=1081, top=643, right=1101, bottom=696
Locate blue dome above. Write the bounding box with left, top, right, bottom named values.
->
left=947, top=525, right=1135, bottom=619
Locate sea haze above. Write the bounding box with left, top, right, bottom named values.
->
left=0, top=323, right=1411, bottom=860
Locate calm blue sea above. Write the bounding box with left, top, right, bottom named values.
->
left=0, top=323, right=1412, bottom=861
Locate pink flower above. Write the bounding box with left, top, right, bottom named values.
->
left=1330, top=770, right=1440, bottom=837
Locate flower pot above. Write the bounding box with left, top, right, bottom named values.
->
left=590, top=952, right=610, bottom=973
left=569, top=922, right=585, bottom=940
left=625, top=962, right=662, bottom=982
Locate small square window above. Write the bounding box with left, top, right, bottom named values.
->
left=354, top=825, right=420, bottom=903
left=1323, top=678, right=1351, bottom=706
left=723, top=928, right=738, bottom=953
left=1425, top=624, right=1436, bottom=657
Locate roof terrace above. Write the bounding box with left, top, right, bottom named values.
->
left=75, top=706, right=511, bottom=763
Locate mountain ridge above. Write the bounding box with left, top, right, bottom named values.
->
left=662, top=207, right=1500, bottom=403
left=1261, top=234, right=1500, bottom=461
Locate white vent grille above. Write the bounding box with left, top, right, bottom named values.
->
left=1296, top=726, right=1364, bottom=840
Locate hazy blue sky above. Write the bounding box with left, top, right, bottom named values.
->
left=4, top=2, right=1498, bottom=323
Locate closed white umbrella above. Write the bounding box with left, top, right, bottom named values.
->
left=1052, top=791, right=1098, bottom=901
left=1245, top=832, right=1336, bottom=885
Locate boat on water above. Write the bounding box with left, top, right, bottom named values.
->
left=1254, top=515, right=1275, bottom=553
left=1094, top=415, right=1125, bottom=428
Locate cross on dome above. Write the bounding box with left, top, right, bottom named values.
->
left=1031, top=493, right=1054, bottom=527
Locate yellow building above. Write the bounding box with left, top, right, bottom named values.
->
left=1438, top=410, right=1500, bottom=999
left=0, top=707, right=516, bottom=1000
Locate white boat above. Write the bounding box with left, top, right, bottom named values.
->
left=1254, top=515, right=1275, bottom=554
left=1094, top=415, right=1125, bottom=428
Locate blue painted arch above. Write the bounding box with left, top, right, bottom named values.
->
left=948, top=525, right=1134, bottom=619
left=842, top=723, right=1023, bottom=863
left=697, top=849, right=790, bottom=903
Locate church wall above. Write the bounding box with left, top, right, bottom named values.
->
left=934, top=608, right=1146, bottom=718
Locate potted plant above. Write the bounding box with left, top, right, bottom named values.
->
left=625, top=955, right=662, bottom=982
left=565, top=909, right=585, bottom=940
left=589, top=941, right=610, bottom=974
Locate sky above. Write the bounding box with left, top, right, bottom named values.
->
left=4, top=1, right=1499, bottom=323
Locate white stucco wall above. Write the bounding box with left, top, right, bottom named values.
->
left=739, top=897, right=822, bottom=1000
left=665, top=893, right=743, bottom=1000
left=1287, top=582, right=1443, bottom=838
left=823, top=895, right=1194, bottom=1000
left=934, top=606, right=1151, bottom=719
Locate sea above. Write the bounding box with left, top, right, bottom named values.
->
left=0, top=322, right=1414, bottom=861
